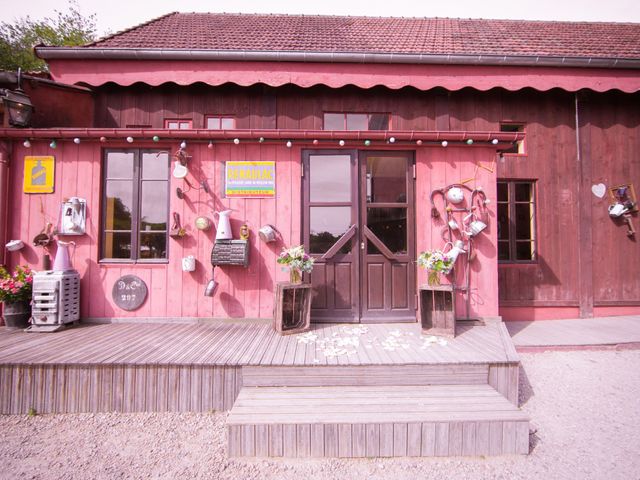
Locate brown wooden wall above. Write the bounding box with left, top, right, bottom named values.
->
left=92, top=83, right=640, bottom=315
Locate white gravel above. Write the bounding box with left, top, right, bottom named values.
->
left=1, top=349, right=639, bottom=480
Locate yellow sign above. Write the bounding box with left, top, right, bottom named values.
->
left=23, top=156, right=55, bottom=193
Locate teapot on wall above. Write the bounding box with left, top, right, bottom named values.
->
left=213, top=210, right=233, bottom=240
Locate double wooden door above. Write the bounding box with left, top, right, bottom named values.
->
left=302, top=150, right=416, bottom=323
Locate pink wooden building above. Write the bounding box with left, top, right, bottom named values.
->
left=3, top=14, right=639, bottom=324
left=0, top=13, right=639, bottom=458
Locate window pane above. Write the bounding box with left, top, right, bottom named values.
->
left=367, top=156, right=407, bottom=203
left=368, top=114, right=389, bottom=130
left=142, top=152, right=169, bottom=180
left=139, top=232, right=167, bottom=259
left=309, top=206, right=352, bottom=254
left=309, top=155, right=351, bottom=202
left=498, top=241, right=510, bottom=261
left=497, top=203, right=509, bottom=240
left=367, top=207, right=407, bottom=254
left=105, top=181, right=133, bottom=230
left=497, top=182, right=508, bottom=202
left=179, top=122, right=191, bottom=129
left=515, top=203, right=533, bottom=240
left=221, top=117, right=235, bottom=129
left=167, top=121, right=179, bottom=129
left=346, top=114, right=368, bottom=131
left=106, top=152, right=134, bottom=179
left=206, top=117, right=220, bottom=129
left=324, top=113, right=344, bottom=130
left=516, top=241, right=535, bottom=261
left=103, top=232, right=132, bottom=259
left=515, top=183, right=532, bottom=202
left=140, top=181, right=168, bottom=231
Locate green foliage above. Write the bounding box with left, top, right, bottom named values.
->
left=0, top=0, right=97, bottom=72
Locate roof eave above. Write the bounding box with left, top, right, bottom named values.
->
left=34, top=47, right=640, bottom=70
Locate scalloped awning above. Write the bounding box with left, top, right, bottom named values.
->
left=46, top=59, right=640, bottom=93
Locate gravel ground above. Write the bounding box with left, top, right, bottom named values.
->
left=1, top=349, right=639, bottom=480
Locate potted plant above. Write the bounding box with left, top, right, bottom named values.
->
left=417, top=249, right=453, bottom=286
left=0, top=265, right=33, bottom=328
left=277, top=245, right=315, bottom=284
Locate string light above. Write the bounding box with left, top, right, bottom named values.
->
left=441, top=141, right=448, bottom=147
left=152, top=135, right=160, bottom=142
left=339, top=140, right=345, bottom=146
left=364, top=140, right=371, bottom=146
left=416, top=140, right=423, bottom=146
left=258, top=137, right=265, bottom=143
left=73, top=138, right=81, bottom=144
left=126, top=136, right=134, bottom=143
left=233, top=138, right=240, bottom=145
left=100, top=137, right=106, bottom=143
left=312, top=140, right=319, bottom=145
left=23, top=139, right=31, bottom=148
left=286, top=140, right=292, bottom=148
left=466, top=139, right=474, bottom=145
left=49, top=140, right=57, bottom=149
left=389, top=137, right=396, bottom=144
left=180, top=140, right=187, bottom=149
left=491, top=138, right=499, bottom=145
left=207, top=141, right=213, bottom=149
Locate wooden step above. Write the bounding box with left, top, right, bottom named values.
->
left=227, top=384, right=530, bottom=457
left=241, top=363, right=489, bottom=387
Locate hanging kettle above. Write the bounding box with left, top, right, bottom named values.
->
left=213, top=210, right=233, bottom=240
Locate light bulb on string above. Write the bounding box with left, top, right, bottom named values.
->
left=23, top=139, right=31, bottom=148
left=441, top=140, right=448, bottom=147
left=491, top=138, right=499, bottom=145
left=49, top=140, right=57, bottom=149
left=233, top=138, right=240, bottom=145
left=286, top=140, right=292, bottom=148
left=73, top=138, right=81, bottom=144
left=126, top=136, right=134, bottom=143
left=466, top=139, right=474, bottom=145
left=152, top=135, right=160, bottom=142
left=180, top=140, right=187, bottom=149
left=339, top=140, right=345, bottom=146
left=207, top=141, right=213, bottom=149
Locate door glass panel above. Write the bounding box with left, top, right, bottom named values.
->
left=310, top=206, right=352, bottom=254
left=367, top=208, right=407, bottom=254
left=367, top=156, right=407, bottom=203
left=310, top=155, right=351, bottom=202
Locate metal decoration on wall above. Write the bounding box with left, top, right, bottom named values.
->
left=211, top=240, right=250, bottom=267
left=58, top=197, right=86, bottom=235
left=112, top=275, right=148, bottom=311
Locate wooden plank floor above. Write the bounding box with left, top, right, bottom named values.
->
left=0, top=321, right=513, bottom=367
left=227, top=384, right=530, bottom=457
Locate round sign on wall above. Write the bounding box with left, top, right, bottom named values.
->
left=112, top=275, right=148, bottom=311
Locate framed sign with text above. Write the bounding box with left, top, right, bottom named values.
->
left=225, top=161, right=275, bottom=198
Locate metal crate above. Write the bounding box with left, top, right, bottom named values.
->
left=27, top=270, right=80, bottom=332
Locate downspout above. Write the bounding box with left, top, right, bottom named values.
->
left=0, top=141, right=11, bottom=267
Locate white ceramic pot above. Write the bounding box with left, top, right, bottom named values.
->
left=182, top=255, right=196, bottom=272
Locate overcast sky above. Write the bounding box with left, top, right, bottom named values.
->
left=0, top=0, right=638, bottom=37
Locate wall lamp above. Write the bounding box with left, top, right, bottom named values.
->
left=1, top=69, right=34, bottom=128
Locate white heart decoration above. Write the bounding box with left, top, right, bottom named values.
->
left=591, top=183, right=606, bottom=198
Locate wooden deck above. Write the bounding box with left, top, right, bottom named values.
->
left=0, top=320, right=528, bottom=457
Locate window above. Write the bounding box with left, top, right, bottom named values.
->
left=497, top=180, right=537, bottom=262
left=323, top=113, right=390, bottom=131
left=164, top=119, right=192, bottom=130
left=500, top=123, right=526, bottom=154
left=101, top=150, right=170, bottom=262
left=206, top=116, right=236, bottom=129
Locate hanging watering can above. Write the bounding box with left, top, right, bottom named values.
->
left=213, top=210, right=233, bottom=240
left=444, top=240, right=467, bottom=265
left=53, top=240, right=75, bottom=271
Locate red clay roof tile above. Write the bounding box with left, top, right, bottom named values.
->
left=86, top=12, right=640, bottom=59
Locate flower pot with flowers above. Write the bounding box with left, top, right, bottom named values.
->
left=0, top=265, right=33, bottom=328
left=417, top=249, right=454, bottom=286
left=277, top=245, right=315, bottom=284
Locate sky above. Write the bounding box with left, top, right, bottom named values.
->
left=0, top=0, right=638, bottom=36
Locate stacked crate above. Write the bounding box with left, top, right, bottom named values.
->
left=28, top=271, right=80, bottom=332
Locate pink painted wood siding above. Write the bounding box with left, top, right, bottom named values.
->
left=7, top=141, right=499, bottom=320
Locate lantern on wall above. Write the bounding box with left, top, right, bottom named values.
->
left=1, top=69, right=33, bottom=128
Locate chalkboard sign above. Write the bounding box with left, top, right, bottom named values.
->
left=112, top=275, right=148, bottom=311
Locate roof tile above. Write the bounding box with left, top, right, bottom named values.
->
left=86, top=12, right=640, bottom=59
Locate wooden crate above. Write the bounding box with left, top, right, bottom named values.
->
left=419, top=284, right=455, bottom=337
left=273, top=283, right=312, bottom=335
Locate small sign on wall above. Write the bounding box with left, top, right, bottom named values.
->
left=225, top=161, right=275, bottom=198
left=23, top=156, right=55, bottom=193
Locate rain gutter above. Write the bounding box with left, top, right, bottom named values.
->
left=34, top=47, right=640, bottom=69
